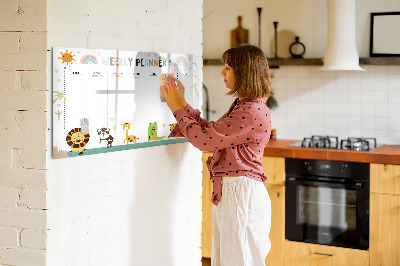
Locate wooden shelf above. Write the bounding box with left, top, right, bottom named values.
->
left=203, top=58, right=322, bottom=67
left=203, top=57, right=400, bottom=67
left=268, top=58, right=323, bottom=67
left=359, top=57, right=400, bottom=65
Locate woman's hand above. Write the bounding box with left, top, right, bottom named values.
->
left=167, top=74, right=187, bottom=108
left=161, top=78, right=183, bottom=113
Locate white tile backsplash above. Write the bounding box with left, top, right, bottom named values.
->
left=389, top=104, right=400, bottom=117
left=203, top=65, right=400, bottom=144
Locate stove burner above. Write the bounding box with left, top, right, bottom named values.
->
left=295, top=136, right=378, bottom=151
left=340, top=137, right=377, bottom=151
left=301, top=135, right=339, bottom=149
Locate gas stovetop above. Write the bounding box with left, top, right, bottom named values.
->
left=289, top=135, right=382, bottom=151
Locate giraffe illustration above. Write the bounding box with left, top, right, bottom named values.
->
left=121, top=122, right=139, bottom=146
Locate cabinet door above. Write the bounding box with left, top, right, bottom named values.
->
left=202, top=152, right=213, bottom=258
left=284, top=241, right=369, bottom=266
left=370, top=163, right=400, bottom=195
left=261, top=156, right=285, bottom=185
left=265, top=184, right=285, bottom=266
left=370, top=193, right=400, bottom=266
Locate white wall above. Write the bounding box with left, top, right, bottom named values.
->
left=203, top=0, right=400, bottom=145
left=203, top=0, right=400, bottom=58
left=46, top=0, right=204, bottom=266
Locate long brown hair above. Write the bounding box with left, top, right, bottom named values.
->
left=221, top=44, right=273, bottom=99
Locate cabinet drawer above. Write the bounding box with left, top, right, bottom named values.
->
left=370, top=193, right=400, bottom=266
left=284, top=241, right=369, bottom=266
left=370, top=163, right=400, bottom=195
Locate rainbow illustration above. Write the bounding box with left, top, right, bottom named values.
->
left=80, top=54, right=98, bottom=64
left=174, top=56, right=187, bottom=68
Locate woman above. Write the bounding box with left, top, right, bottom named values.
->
left=161, top=44, right=273, bottom=266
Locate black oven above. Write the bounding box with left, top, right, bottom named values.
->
left=285, top=158, right=369, bottom=250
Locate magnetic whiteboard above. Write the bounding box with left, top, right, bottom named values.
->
left=52, top=47, right=199, bottom=159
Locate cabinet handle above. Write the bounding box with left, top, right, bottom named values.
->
left=313, top=252, right=335, bottom=257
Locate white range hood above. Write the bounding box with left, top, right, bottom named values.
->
left=320, top=0, right=365, bottom=71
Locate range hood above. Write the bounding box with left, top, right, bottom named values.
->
left=320, top=0, right=365, bottom=71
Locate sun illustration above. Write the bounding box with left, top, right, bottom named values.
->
left=58, top=50, right=76, bottom=65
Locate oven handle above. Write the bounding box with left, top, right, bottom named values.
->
left=286, top=177, right=364, bottom=189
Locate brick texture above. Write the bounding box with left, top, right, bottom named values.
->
left=0, top=0, right=47, bottom=264
left=21, top=229, right=46, bottom=249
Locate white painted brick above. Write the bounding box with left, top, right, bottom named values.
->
left=20, top=150, right=46, bottom=170
left=19, top=0, right=47, bottom=14
left=0, top=0, right=18, bottom=13
left=181, top=15, right=202, bottom=30
left=71, top=218, right=88, bottom=237
left=149, top=11, right=180, bottom=27
left=87, top=164, right=109, bottom=183
left=0, top=227, right=19, bottom=247
left=0, top=1, right=46, bottom=32
left=0, top=50, right=45, bottom=71
left=166, top=0, right=192, bottom=14
left=0, top=149, right=11, bottom=169
left=0, top=247, right=45, bottom=266
left=0, top=129, right=46, bottom=150
left=0, top=110, right=47, bottom=130
left=0, top=32, right=20, bottom=54
left=17, top=70, right=47, bottom=91
left=19, top=189, right=46, bottom=209
left=136, top=24, right=168, bottom=40
left=0, top=187, right=19, bottom=208
left=0, top=169, right=47, bottom=189
left=0, top=208, right=46, bottom=230
left=0, top=71, right=16, bottom=90
left=0, top=33, right=47, bottom=71
left=88, top=212, right=109, bottom=234
left=105, top=178, right=123, bottom=196
left=0, top=90, right=46, bottom=111
left=189, top=3, right=203, bottom=19
left=20, top=229, right=46, bottom=250
left=129, top=0, right=167, bottom=14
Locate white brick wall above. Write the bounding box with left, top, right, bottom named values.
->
left=0, top=0, right=48, bottom=265
left=46, top=1, right=203, bottom=266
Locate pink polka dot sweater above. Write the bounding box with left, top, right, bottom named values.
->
left=169, top=97, right=272, bottom=206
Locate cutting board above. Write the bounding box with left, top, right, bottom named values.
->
left=231, top=16, right=249, bottom=48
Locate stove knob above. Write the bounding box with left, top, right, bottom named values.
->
left=340, top=164, right=347, bottom=174
left=305, top=161, right=312, bottom=171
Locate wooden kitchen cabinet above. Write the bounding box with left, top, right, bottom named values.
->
left=264, top=184, right=285, bottom=266
left=262, top=156, right=285, bottom=266
left=370, top=163, right=400, bottom=195
left=261, top=156, right=285, bottom=186
left=201, top=154, right=286, bottom=266
left=284, top=241, right=369, bottom=266
left=202, top=152, right=213, bottom=258
left=370, top=193, right=400, bottom=266
left=370, top=163, right=400, bottom=266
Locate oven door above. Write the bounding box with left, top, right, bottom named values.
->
left=285, top=177, right=369, bottom=250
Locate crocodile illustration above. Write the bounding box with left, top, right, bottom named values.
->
left=148, top=122, right=165, bottom=142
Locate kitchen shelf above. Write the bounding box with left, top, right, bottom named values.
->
left=359, top=57, right=400, bottom=65
left=203, top=57, right=400, bottom=67
left=203, top=58, right=322, bottom=67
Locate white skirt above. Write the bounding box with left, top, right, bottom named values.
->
left=212, top=176, right=271, bottom=266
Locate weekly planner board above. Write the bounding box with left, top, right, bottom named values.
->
left=52, top=47, right=199, bottom=159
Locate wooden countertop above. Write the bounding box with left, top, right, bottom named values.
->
left=263, top=139, right=400, bottom=165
